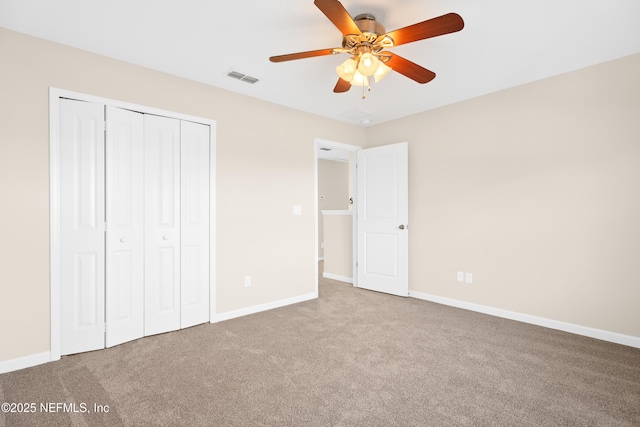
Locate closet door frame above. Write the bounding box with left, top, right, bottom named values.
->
left=49, top=87, right=217, bottom=362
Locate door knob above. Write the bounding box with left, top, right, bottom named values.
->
left=163, top=235, right=169, bottom=240
left=120, top=238, right=125, bottom=243
left=399, top=225, right=405, bottom=230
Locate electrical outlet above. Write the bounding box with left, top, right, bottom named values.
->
left=244, top=276, right=251, bottom=287
left=465, top=272, right=473, bottom=284
left=457, top=271, right=464, bottom=282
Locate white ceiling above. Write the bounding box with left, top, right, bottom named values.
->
left=1, top=0, right=640, bottom=127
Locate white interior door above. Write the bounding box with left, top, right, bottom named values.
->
left=105, top=106, right=144, bottom=347
left=356, top=142, right=409, bottom=296
left=180, top=121, right=210, bottom=328
left=144, top=114, right=181, bottom=336
left=59, top=99, right=106, bottom=355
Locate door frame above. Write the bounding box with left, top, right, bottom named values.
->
left=49, top=87, right=217, bottom=362
left=314, top=138, right=361, bottom=294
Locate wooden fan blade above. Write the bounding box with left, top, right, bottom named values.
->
left=314, top=0, right=362, bottom=36
left=382, top=13, right=464, bottom=47
left=334, top=78, right=351, bottom=93
left=269, top=48, right=337, bottom=62
left=386, top=54, right=436, bottom=84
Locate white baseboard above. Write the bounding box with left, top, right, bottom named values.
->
left=214, top=292, right=318, bottom=323
left=409, top=291, right=640, bottom=349
left=2, top=294, right=317, bottom=373
left=6, top=292, right=634, bottom=374
left=0, top=351, right=51, bottom=374
left=322, top=272, right=353, bottom=284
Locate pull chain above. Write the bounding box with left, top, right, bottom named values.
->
left=361, top=82, right=371, bottom=99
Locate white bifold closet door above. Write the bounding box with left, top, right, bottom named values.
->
left=143, top=115, right=210, bottom=336
left=144, top=115, right=182, bottom=336
left=180, top=120, right=211, bottom=329
left=59, top=99, right=106, bottom=356
left=105, top=106, right=144, bottom=348
left=59, top=99, right=211, bottom=355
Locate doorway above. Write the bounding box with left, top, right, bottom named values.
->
left=314, top=138, right=360, bottom=294
left=314, top=138, right=409, bottom=298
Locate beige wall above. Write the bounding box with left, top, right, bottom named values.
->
left=0, top=28, right=365, bottom=363
left=365, top=53, right=640, bottom=338
left=322, top=212, right=353, bottom=280
left=317, top=159, right=350, bottom=258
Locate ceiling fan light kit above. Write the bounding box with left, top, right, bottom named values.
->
left=269, top=0, right=464, bottom=98
left=357, top=52, right=380, bottom=76
left=373, top=62, right=392, bottom=83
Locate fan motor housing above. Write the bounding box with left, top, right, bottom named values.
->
left=354, top=13, right=386, bottom=35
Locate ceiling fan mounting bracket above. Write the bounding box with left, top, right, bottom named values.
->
left=353, top=13, right=385, bottom=35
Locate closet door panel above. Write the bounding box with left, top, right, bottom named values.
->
left=180, top=121, right=210, bottom=328
left=144, top=114, right=181, bottom=336
left=59, top=99, right=106, bottom=355
left=105, top=106, right=144, bottom=347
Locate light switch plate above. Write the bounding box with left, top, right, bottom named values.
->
left=457, top=271, right=464, bottom=282
left=293, top=205, right=302, bottom=215
left=465, top=272, right=473, bottom=284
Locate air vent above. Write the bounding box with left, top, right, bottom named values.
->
left=226, top=70, right=260, bottom=84
left=241, top=76, right=259, bottom=84
left=227, top=70, right=245, bottom=80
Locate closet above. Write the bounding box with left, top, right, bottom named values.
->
left=58, top=98, right=211, bottom=356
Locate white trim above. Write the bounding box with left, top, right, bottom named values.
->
left=350, top=153, right=358, bottom=287
left=50, top=88, right=216, bottom=124
left=214, top=292, right=317, bottom=322
left=322, top=272, right=353, bottom=284
left=0, top=352, right=51, bottom=374
left=409, top=291, right=640, bottom=349
left=314, top=141, right=319, bottom=297
left=49, top=87, right=217, bottom=359
left=49, top=91, right=61, bottom=362
left=317, top=257, right=325, bottom=261
left=322, top=210, right=353, bottom=215
left=316, top=138, right=363, bottom=153
left=208, top=119, right=217, bottom=324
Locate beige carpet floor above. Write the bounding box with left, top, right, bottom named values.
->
left=1, top=266, right=639, bottom=426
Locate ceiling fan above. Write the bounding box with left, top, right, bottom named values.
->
left=269, top=0, right=464, bottom=97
